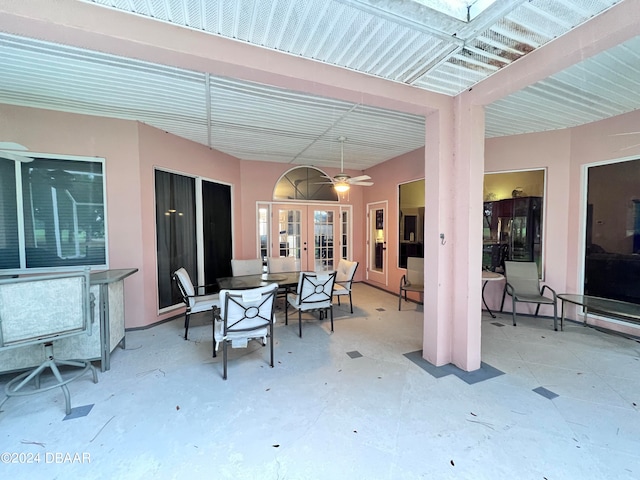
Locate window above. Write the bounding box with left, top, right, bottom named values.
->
left=273, top=166, right=338, bottom=201
left=483, top=169, right=545, bottom=275
left=258, top=204, right=269, bottom=269
left=340, top=209, right=349, bottom=259
left=0, top=155, right=106, bottom=273
left=398, top=179, right=424, bottom=268
left=584, top=158, right=640, bottom=305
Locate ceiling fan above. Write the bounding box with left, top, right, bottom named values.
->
left=609, top=131, right=640, bottom=151
left=0, top=143, right=34, bottom=163
left=330, top=136, right=374, bottom=193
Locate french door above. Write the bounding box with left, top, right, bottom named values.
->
left=271, top=204, right=339, bottom=272
left=367, top=201, right=387, bottom=285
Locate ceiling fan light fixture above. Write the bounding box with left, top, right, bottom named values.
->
left=334, top=182, right=350, bottom=193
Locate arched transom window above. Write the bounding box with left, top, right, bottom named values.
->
left=273, top=166, right=338, bottom=201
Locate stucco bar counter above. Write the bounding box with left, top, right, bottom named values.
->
left=0, top=268, right=137, bottom=374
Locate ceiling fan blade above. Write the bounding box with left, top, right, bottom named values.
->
left=350, top=181, right=374, bottom=186
left=619, top=142, right=640, bottom=151
left=0, top=150, right=34, bottom=162
left=349, top=174, right=371, bottom=182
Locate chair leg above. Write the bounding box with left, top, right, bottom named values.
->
left=534, top=304, right=541, bottom=317
left=500, top=288, right=507, bottom=312
left=49, top=361, right=72, bottom=415
left=285, top=303, right=289, bottom=325
left=512, top=298, right=517, bottom=326
left=330, top=306, right=334, bottom=332
left=269, top=325, right=274, bottom=368
left=398, top=290, right=402, bottom=311
left=553, top=302, right=558, bottom=332
left=298, top=310, right=302, bottom=338
left=222, top=340, right=228, bottom=380
left=184, top=311, right=190, bottom=340
left=349, top=292, right=353, bottom=314
left=337, top=296, right=341, bottom=306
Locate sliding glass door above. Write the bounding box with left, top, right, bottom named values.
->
left=584, top=158, right=640, bottom=305
left=155, top=170, right=232, bottom=311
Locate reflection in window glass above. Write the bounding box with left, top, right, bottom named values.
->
left=22, top=158, right=106, bottom=269
left=314, top=210, right=334, bottom=271
left=0, top=156, right=106, bottom=272
left=277, top=209, right=302, bottom=260
left=258, top=205, right=269, bottom=267
left=341, top=210, right=349, bottom=260
left=483, top=170, right=545, bottom=276
left=585, top=159, right=640, bottom=305
left=398, top=179, right=424, bottom=268
left=0, top=159, right=19, bottom=269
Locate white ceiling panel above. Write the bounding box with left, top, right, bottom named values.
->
left=485, top=35, right=640, bottom=137
left=0, top=0, right=637, bottom=170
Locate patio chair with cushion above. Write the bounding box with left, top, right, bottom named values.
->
left=286, top=271, right=336, bottom=337
left=0, top=270, right=98, bottom=415
left=213, top=283, right=278, bottom=380
left=173, top=267, right=220, bottom=340
left=332, top=259, right=359, bottom=313
left=231, top=258, right=263, bottom=276
left=399, top=257, right=424, bottom=310
left=502, top=261, right=558, bottom=330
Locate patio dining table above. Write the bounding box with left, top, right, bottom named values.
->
left=216, top=271, right=301, bottom=291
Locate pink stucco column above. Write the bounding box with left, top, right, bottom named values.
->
left=423, top=109, right=454, bottom=367
left=423, top=99, right=484, bottom=372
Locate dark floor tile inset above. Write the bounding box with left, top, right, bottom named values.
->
left=491, top=322, right=505, bottom=327
left=457, top=362, right=505, bottom=384
left=403, top=350, right=459, bottom=378
left=403, top=350, right=505, bottom=384
left=347, top=351, right=363, bottom=359
left=533, top=386, right=559, bottom=400
left=63, top=404, right=94, bottom=421
left=376, top=308, right=386, bottom=312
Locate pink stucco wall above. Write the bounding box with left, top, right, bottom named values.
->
left=484, top=129, right=571, bottom=317
left=136, top=122, right=242, bottom=327
left=363, top=148, right=425, bottom=295
left=2, top=0, right=639, bottom=371
left=1, top=104, right=147, bottom=326
left=485, top=110, right=640, bottom=337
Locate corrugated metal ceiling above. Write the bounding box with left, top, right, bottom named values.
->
left=83, top=0, right=621, bottom=95
left=0, top=0, right=637, bottom=169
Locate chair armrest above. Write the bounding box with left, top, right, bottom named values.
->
left=540, top=285, right=557, bottom=299
left=194, top=283, right=217, bottom=289
left=193, top=283, right=218, bottom=296
left=504, top=282, right=514, bottom=296
left=400, top=274, right=407, bottom=287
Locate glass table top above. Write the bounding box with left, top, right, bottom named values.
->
left=557, top=294, right=640, bottom=321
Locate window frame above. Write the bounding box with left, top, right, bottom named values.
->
left=0, top=152, right=108, bottom=275
left=483, top=168, right=547, bottom=278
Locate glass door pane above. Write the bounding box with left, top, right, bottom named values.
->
left=367, top=201, right=387, bottom=285
left=273, top=206, right=304, bottom=269
left=155, top=170, right=196, bottom=310
left=313, top=209, right=335, bottom=271
left=271, top=204, right=339, bottom=272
